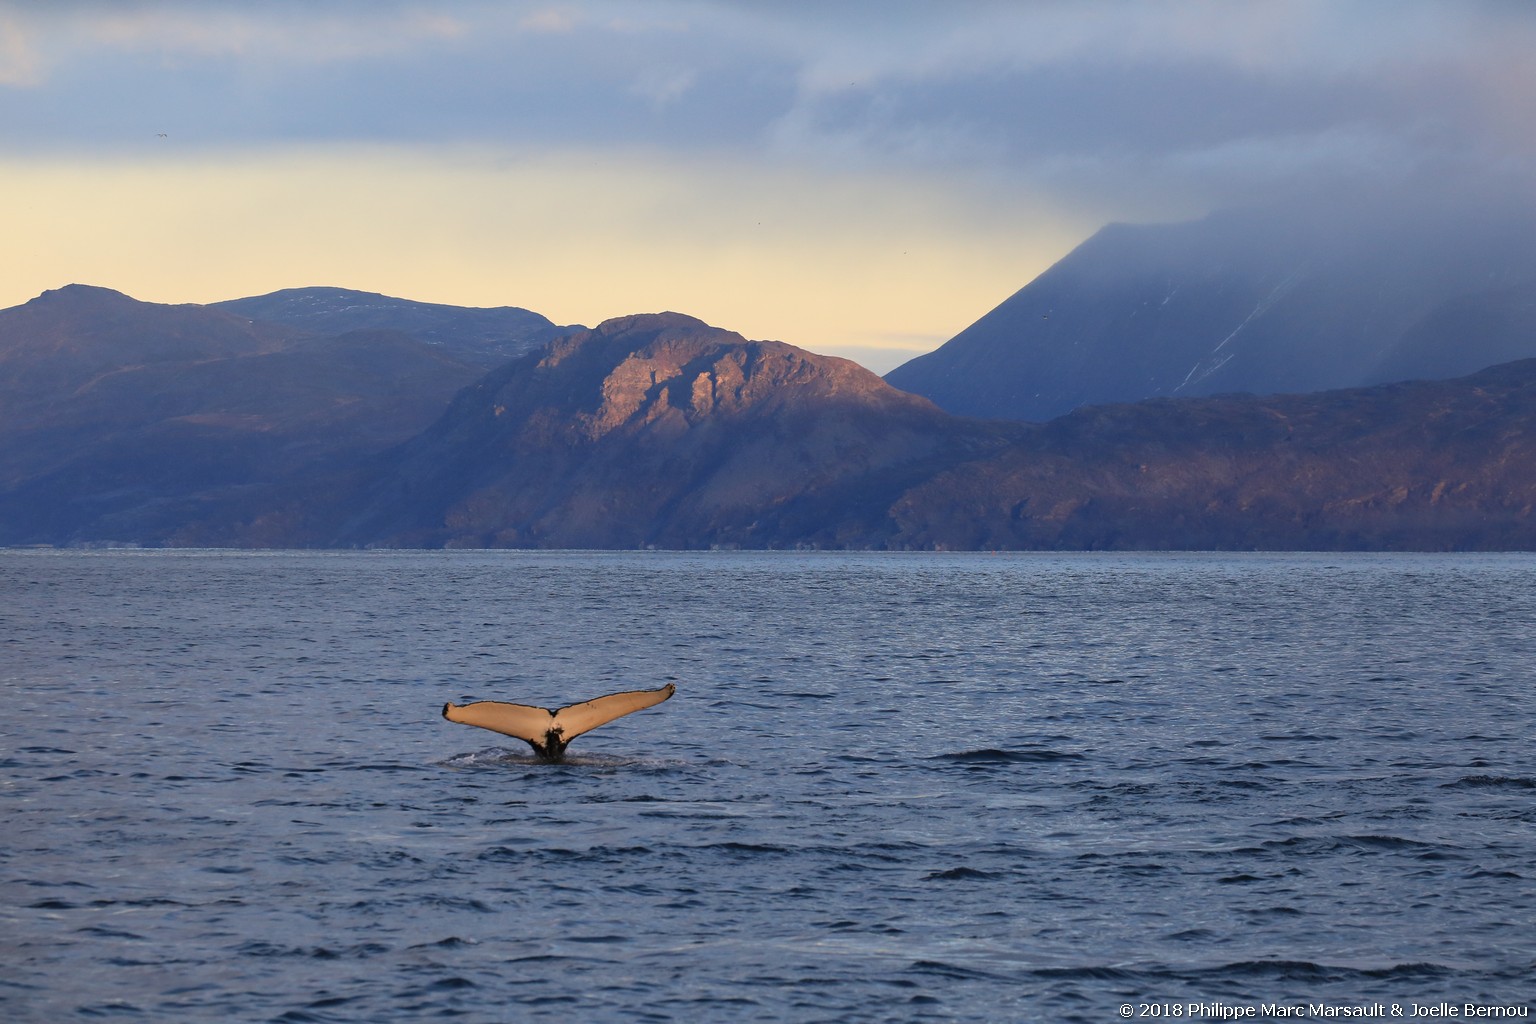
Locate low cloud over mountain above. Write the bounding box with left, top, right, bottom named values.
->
left=886, top=196, right=1536, bottom=422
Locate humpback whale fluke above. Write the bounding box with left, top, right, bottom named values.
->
left=442, top=684, right=676, bottom=763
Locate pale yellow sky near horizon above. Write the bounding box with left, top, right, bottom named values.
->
left=3, top=145, right=1098, bottom=373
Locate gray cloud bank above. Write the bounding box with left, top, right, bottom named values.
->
left=4, top=0, right=1534, bottom=217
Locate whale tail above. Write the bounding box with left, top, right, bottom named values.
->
left=442, top=683, right=676, bottom=763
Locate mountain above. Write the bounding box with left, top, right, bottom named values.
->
left=211, top=312, right=1536, bottom=552
left=211, top=287, right=582, bottom=366
left=885, top=199, right=1536, bottom=422
left=0, top=284, right=298, bottom=411
left=1373, top=278, right=1536, bottom=384
left=886, top=358, right=1536, bottom=551
left=0, top=286, right=495, bottom=545
left=4, top=286, right=1534, bottom=551
left=291, top=312, right=1018, bottom=549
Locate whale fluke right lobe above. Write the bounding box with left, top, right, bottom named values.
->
left=442, top=683, right=676, bottom=762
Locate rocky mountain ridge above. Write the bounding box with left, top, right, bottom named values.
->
left=0, top=286, right=492, bottom=543
left=313, top=312, right=1013, bottom=549
left=1, top=284, right=1533, bottom=551
left=211, top=286, right=582, bottom=365
left=887, top=359, right=1536, bottom=551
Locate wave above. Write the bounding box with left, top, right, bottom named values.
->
left=931, top=748, right=1086, bottom=765
left=1442, top=774, right=1536, bottom=790
left=478, top=843, right=658, bottom=864
left=1234, top=834, right=1466, bottom=858
left=1021, top=958, right=1457, bottom=984
left=907, top=958, right=1012, bottom=981
left=907, top=952, right=1455, bottom=990
left=1181, top=960, right=1455, bottom=984
left=436, top=748, right=692, bottom=770
left=236, top=940, right=391, bottom=960
left=922, top=866, right=1000, bottom=881
left=406, top=936, right=479, bottom=950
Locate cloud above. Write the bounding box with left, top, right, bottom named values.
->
left=5, top=0, right=1536, bottom=367
left=629, top=64, right=698, bottom=108
left=6, top=0, right=1531, bottom=216
left=84, top=8, right=466, bottom=60
left=0, top=2, right=471, bottom=79
left=517, top=6, right=582, bottom=34
left=0, top=13, right=42, bottom=86
left=759, top=0, right=1536, bottom=209
left=0, top=1, right=802, bottom=155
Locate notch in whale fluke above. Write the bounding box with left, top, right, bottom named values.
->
left=442, top=683, right=676, bottom=763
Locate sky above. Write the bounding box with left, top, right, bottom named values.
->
left=4, top=1, right=1535, bottom=372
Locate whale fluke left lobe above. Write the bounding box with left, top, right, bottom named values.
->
left=443, top=683, right=676, bottom=762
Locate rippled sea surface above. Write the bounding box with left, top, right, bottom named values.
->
left=2, top=550, right=1533, bottom=1022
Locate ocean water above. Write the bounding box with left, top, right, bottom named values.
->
left=1, top=549, right=1533, bottom=1023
